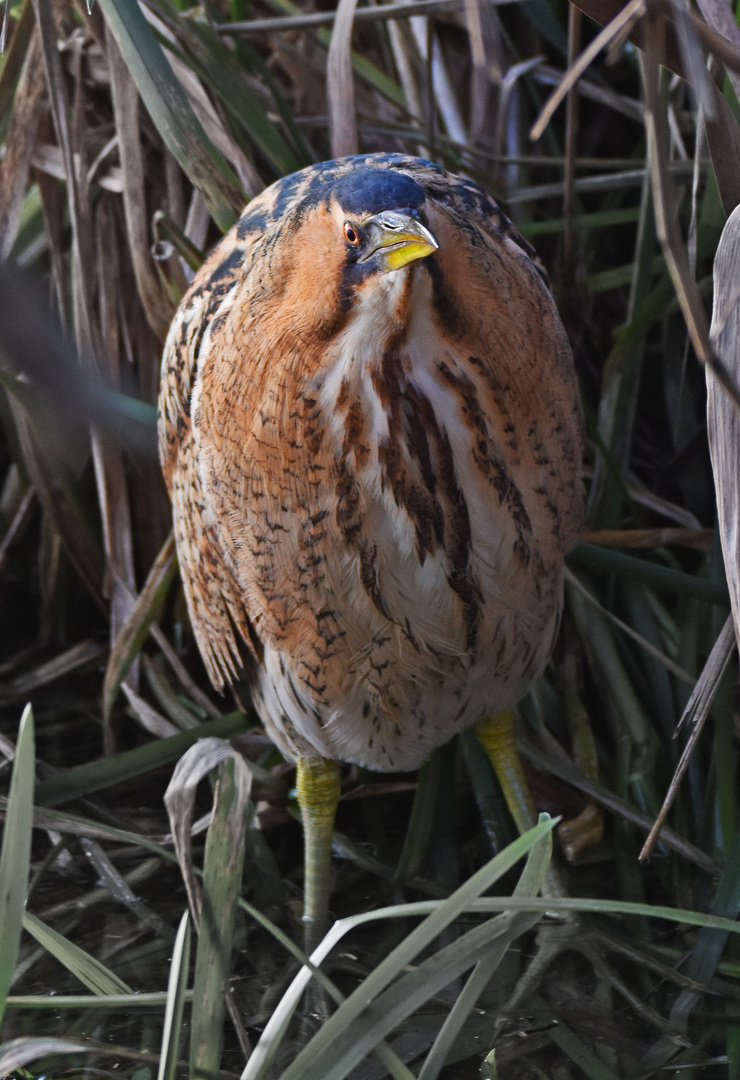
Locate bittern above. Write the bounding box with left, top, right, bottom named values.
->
left=159, top=154, right=584, bottom=952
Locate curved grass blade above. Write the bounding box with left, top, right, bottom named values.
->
left=191, top=756, right=251, bottom=1079
left=0, top=1038, right=90, bottom=1075
left=242, top=889, right=740, bottom=1080
left=242, top=818, right=556, bottom=1080
left=164, top=740, right=252, bottom=1079
left=158, top=911, right=192, bottom=1080
left=0, top=704, right=35, bottom=1028
left=709, top=202, right=740, bottom=642
left=95, top=0, right=243, bottom=230
left=296, top=907, right=545, bottom=1080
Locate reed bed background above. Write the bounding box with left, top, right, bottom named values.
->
left=2, top=0, right=740, bottom=1075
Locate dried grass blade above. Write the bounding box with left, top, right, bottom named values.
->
left=530, top=0, right=644, bottom=141
left=153, top=210, right=205, bottom=273
left=670, top=0, right=715, bottom=119
left=0, top=705, right=34, bottom=1028
left=8, top=640, right=105, bottom=696
left=385, top=18, right=424, bottom=136
left=164, top=738, right=250, bottom=923
left=190, top=754, right=252, bottom=1078
left=0, top=0, right=35, bottom=122
left=92, top=198, right=141, bottom=706
left=694, top=0, right=740, bottom=103
left=142, top=654, right=202, bottom=731
left=709, top=204, right=740, bottom=647
left=106, top=25, right=172, bottom=339
left=32, top=0, right=97, bottom=355
left=140, top=5, right=263, bottom=195
left=642, top=30, right=740, bottom=412
left=150, top=624, right=221, bottom=719
left=704, top=79, right=740, bottom=216
left=122, top=681, right=180, bottom=738
left=639, top=616, right=735, bottom=861
left=565, top=568, right=695, bottom=687
left=582, top=527, right=713, bottom=551
left=222, top=0, right=465, bottom=35
left=0, top=1039, right=91, bottom=1076
left=0, top=28, right=45, bottom=260
left=521, top=728, right=718, bottom=875
left=95, top=0, right=243, bottom=230
left=249, top=0, right=405, bottom=109
left=328, top=0, right=359, bottom=156
left=0, top=486, right=35, bottom=576
left=102, top=531, right=177, bottom=723
left=79, top=836, right=176, bottom=940
left=3, top=391, right=104, bottom=604
left=409, top=16, right=466, bottom=145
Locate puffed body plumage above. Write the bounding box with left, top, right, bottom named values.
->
left=159, top=153, right=584, bottom=772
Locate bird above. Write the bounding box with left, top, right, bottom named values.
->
left=158, top=153, right=584, bottom=952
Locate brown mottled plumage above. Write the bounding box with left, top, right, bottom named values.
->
left=159, top=153, right=583, bottom=776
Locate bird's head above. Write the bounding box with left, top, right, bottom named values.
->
left=241, top=167, right=441, bottom=353
left=329, top=168, right=438, bottom=277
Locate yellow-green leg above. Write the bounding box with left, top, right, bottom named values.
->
left=296, top=757, right=341, bottom=954
left=476, top=710, right=537, bottom=835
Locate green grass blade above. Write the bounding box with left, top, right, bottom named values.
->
left=35, top=711, right=250, bottom=808
left=670, top=824, right=740, bottom=1032
left=416, top=817, right=552, bottom=1080
left=6, top=992, right=189, bottom=1008
left=153, top=0, right=299, bottom=176
left=547, top=1021, right=621, bottom=1080
left=295, top=909, right=545, bottom=1080
left=242, top=819, right=556, bottom=1080
left=22, top=911, right=132, bottom=995
left=0, top=704, right=35, bottom=1028
left=394, top=750, right=441, bottom=881
left=158, top=911, right=192, bottom=1080
left=190, top=757, right=251, bottom=1080
left=569, top=543, right=730, bottom=607
left=95, top=0, right=243, bottom=230
left=288, top=826, right=554, bottom=1080
left=271, top=819, right=556, bottom=1080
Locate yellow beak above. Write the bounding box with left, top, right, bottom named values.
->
left=360, top=211, right=438, bottom=272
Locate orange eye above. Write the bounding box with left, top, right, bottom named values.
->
left=343, top=222, right=359, bottom=245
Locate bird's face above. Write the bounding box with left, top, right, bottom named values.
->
left=328, top=167, right=439, bottom=297
left=337, top=208, right=438, bottom=274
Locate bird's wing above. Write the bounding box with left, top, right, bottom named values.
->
left=158, top=184, right=286, bottom=686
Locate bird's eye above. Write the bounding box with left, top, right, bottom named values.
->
left=343, top=222, right=360, bottom=245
